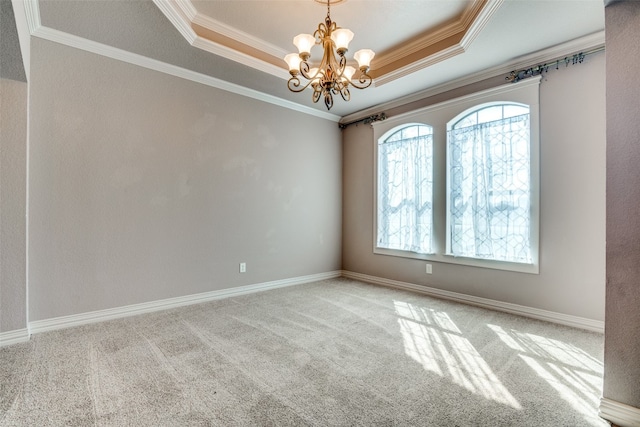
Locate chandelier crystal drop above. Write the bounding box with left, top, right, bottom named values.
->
left=284, top=0, right=375, bottom=110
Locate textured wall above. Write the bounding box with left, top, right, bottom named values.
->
left=603, top=1, right=640, bottom=410
left=28, top=38, right=342, bottom=321
left=0, top=0, right=28, bottom=335
left=342, top=52, right=606, bottom=321
left=0, top=78, right=28, bottom=334
left=0, top=0, right=26, bottom=82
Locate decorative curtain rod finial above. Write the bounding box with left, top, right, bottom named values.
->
left=506, top=49, right=598, bottom=83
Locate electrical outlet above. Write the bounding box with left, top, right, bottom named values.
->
left=239, top=262, right=246, bottom=273
left=426, top=264, right=432, bottom=274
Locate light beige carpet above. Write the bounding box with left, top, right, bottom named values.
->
left=1, top=278, right=607, bottom=426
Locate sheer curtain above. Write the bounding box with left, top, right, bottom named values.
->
left=378, top=127, right=433, bottom=254
left=448, top=114, right=531, bottom=263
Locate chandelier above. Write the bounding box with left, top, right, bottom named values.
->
left=284, top=0, right=375, bottom=110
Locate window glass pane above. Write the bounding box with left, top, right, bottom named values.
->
left=454, top=113, right=477, bottom=129
left=448, top=104, right=531, bottom=263
left=378, top=124, right=434, bottom=254
left=477, top=105, right=503, bottom=125
left=503, top=104, right=529, bottom=119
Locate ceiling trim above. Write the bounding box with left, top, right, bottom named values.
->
left=341, top=30, right=606, bottom=125
left=373, top=43, right=466, bottom=87
left=372, top=0, right=503, bottom=86
left=459, top=0, right=504, bottom=48
left=20, top=0, right=339, bottom=122
left=156, top=0, right=503, bottom=87
left=373, top=0, right=497, bottom=69
left=152, top=0, right=197, bottom=44
left=190, top=10, right=287, bottom=60
left=22, top=0, right=40, bottom=33
left=191, top=23, right=289, bottom=74
left=153, top=0, right=290, bottom=80
left=10, top=0, right=33, bottom=78
left=189, top=32, right=290, bottom=79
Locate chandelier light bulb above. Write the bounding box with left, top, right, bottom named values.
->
left=293, top=34, right=316, bottom=59
left=284, top=53, right=302, bottom=73
left=354, top=49, right=375, bottom=71
left=342, top=65, right=356, bottom=82
left=331, top=28, right=354, bottom=54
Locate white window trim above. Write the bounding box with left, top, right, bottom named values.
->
left=373, top=77, right=540, bottom=274
left=376, top=122, right=435, bottom=255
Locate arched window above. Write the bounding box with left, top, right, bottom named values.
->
left=377, top=124, right=434, bottom=254
left=373, top=78, right=540, bottom=272
left=447, top=103, right=531, bottom=263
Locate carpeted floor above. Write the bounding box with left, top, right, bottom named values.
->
left=1, top=278, right=607, bottom=426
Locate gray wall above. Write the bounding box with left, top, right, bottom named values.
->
left=27, top=38, right=342, bottom=322
left=342, top=51, right=606, bottom=321
left=0, top=78, right=28, bottom=334
left=0, top=0, right=26, bottom=82
left=0, top=0, right=28, bottom=335
left=604, top=1, right=640, bottom=410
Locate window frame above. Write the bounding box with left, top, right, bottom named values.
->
left=376, top=122, right=435, bottom=256
left=446, top=101, right=532, bottom=264
left=372, top=77, right=540, bottom=274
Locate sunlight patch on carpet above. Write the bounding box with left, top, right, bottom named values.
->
left=394, top=301, right=521, bottom=409
left=489, top=324, right=606, bottom=427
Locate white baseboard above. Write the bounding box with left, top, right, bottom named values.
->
left=600, top=398, right=640, bottom=427
left=0, top=328, right=30, bottom=347
left=20, top=269, right=605, bottom=338
left=29, top=271, right=341, bottom=335
left=341, top=270, right=605, bottom=333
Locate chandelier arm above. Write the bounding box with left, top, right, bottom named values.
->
left=337, top=55, right=346, bottom=77
left=339, top=86, right=350, bottom=102
left=347, top=72, right=373, bottom=89
left=287, top=75, right=314, bottom=93
left=314, top=23, right=327, bottom=43
left=313, top=85, right=322, bottom=103
left=323, top=90, right=334, bottom=110
left=298, top=60, right=313, bottom=80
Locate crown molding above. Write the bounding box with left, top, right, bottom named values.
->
left=155, top=0, right=503, bottom=88
left=175, top=0, right=197, bottom=20
left=374, top=44, right=466, bottom=87
left=190, top=35, right=290, bottom=80
left=155, top=0, right=290, bottom=81
left=370, top=0, right=503, bottom=86
left=23, top=0, right=334, bottom=120
left=459, top=0, right=504, bottom=47
left=152, top=0, right=197, bottom=44
left=341, top=30, right=605, bottom=125
left=11, top=0, right=33, bottom=78
left=191, top=11, right=288, bottom=60
left=30, top=25, right=339, bottom=122
left=374, top=0, right=500, bottom=69
left=23, top=0, right=41, bottom=34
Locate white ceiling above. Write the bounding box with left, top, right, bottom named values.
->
left=190, top=0, right=472, bottom=56
left=35, top=0, right=605, bottom=119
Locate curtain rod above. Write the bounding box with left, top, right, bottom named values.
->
left=338, top=113, right=386, bottom=129
left=339, top=46, right=604, bottom=129
left=506, top=46, right=605, bottom=83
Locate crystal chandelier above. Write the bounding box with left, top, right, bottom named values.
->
left=284, top=0, right=375, bottom=110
